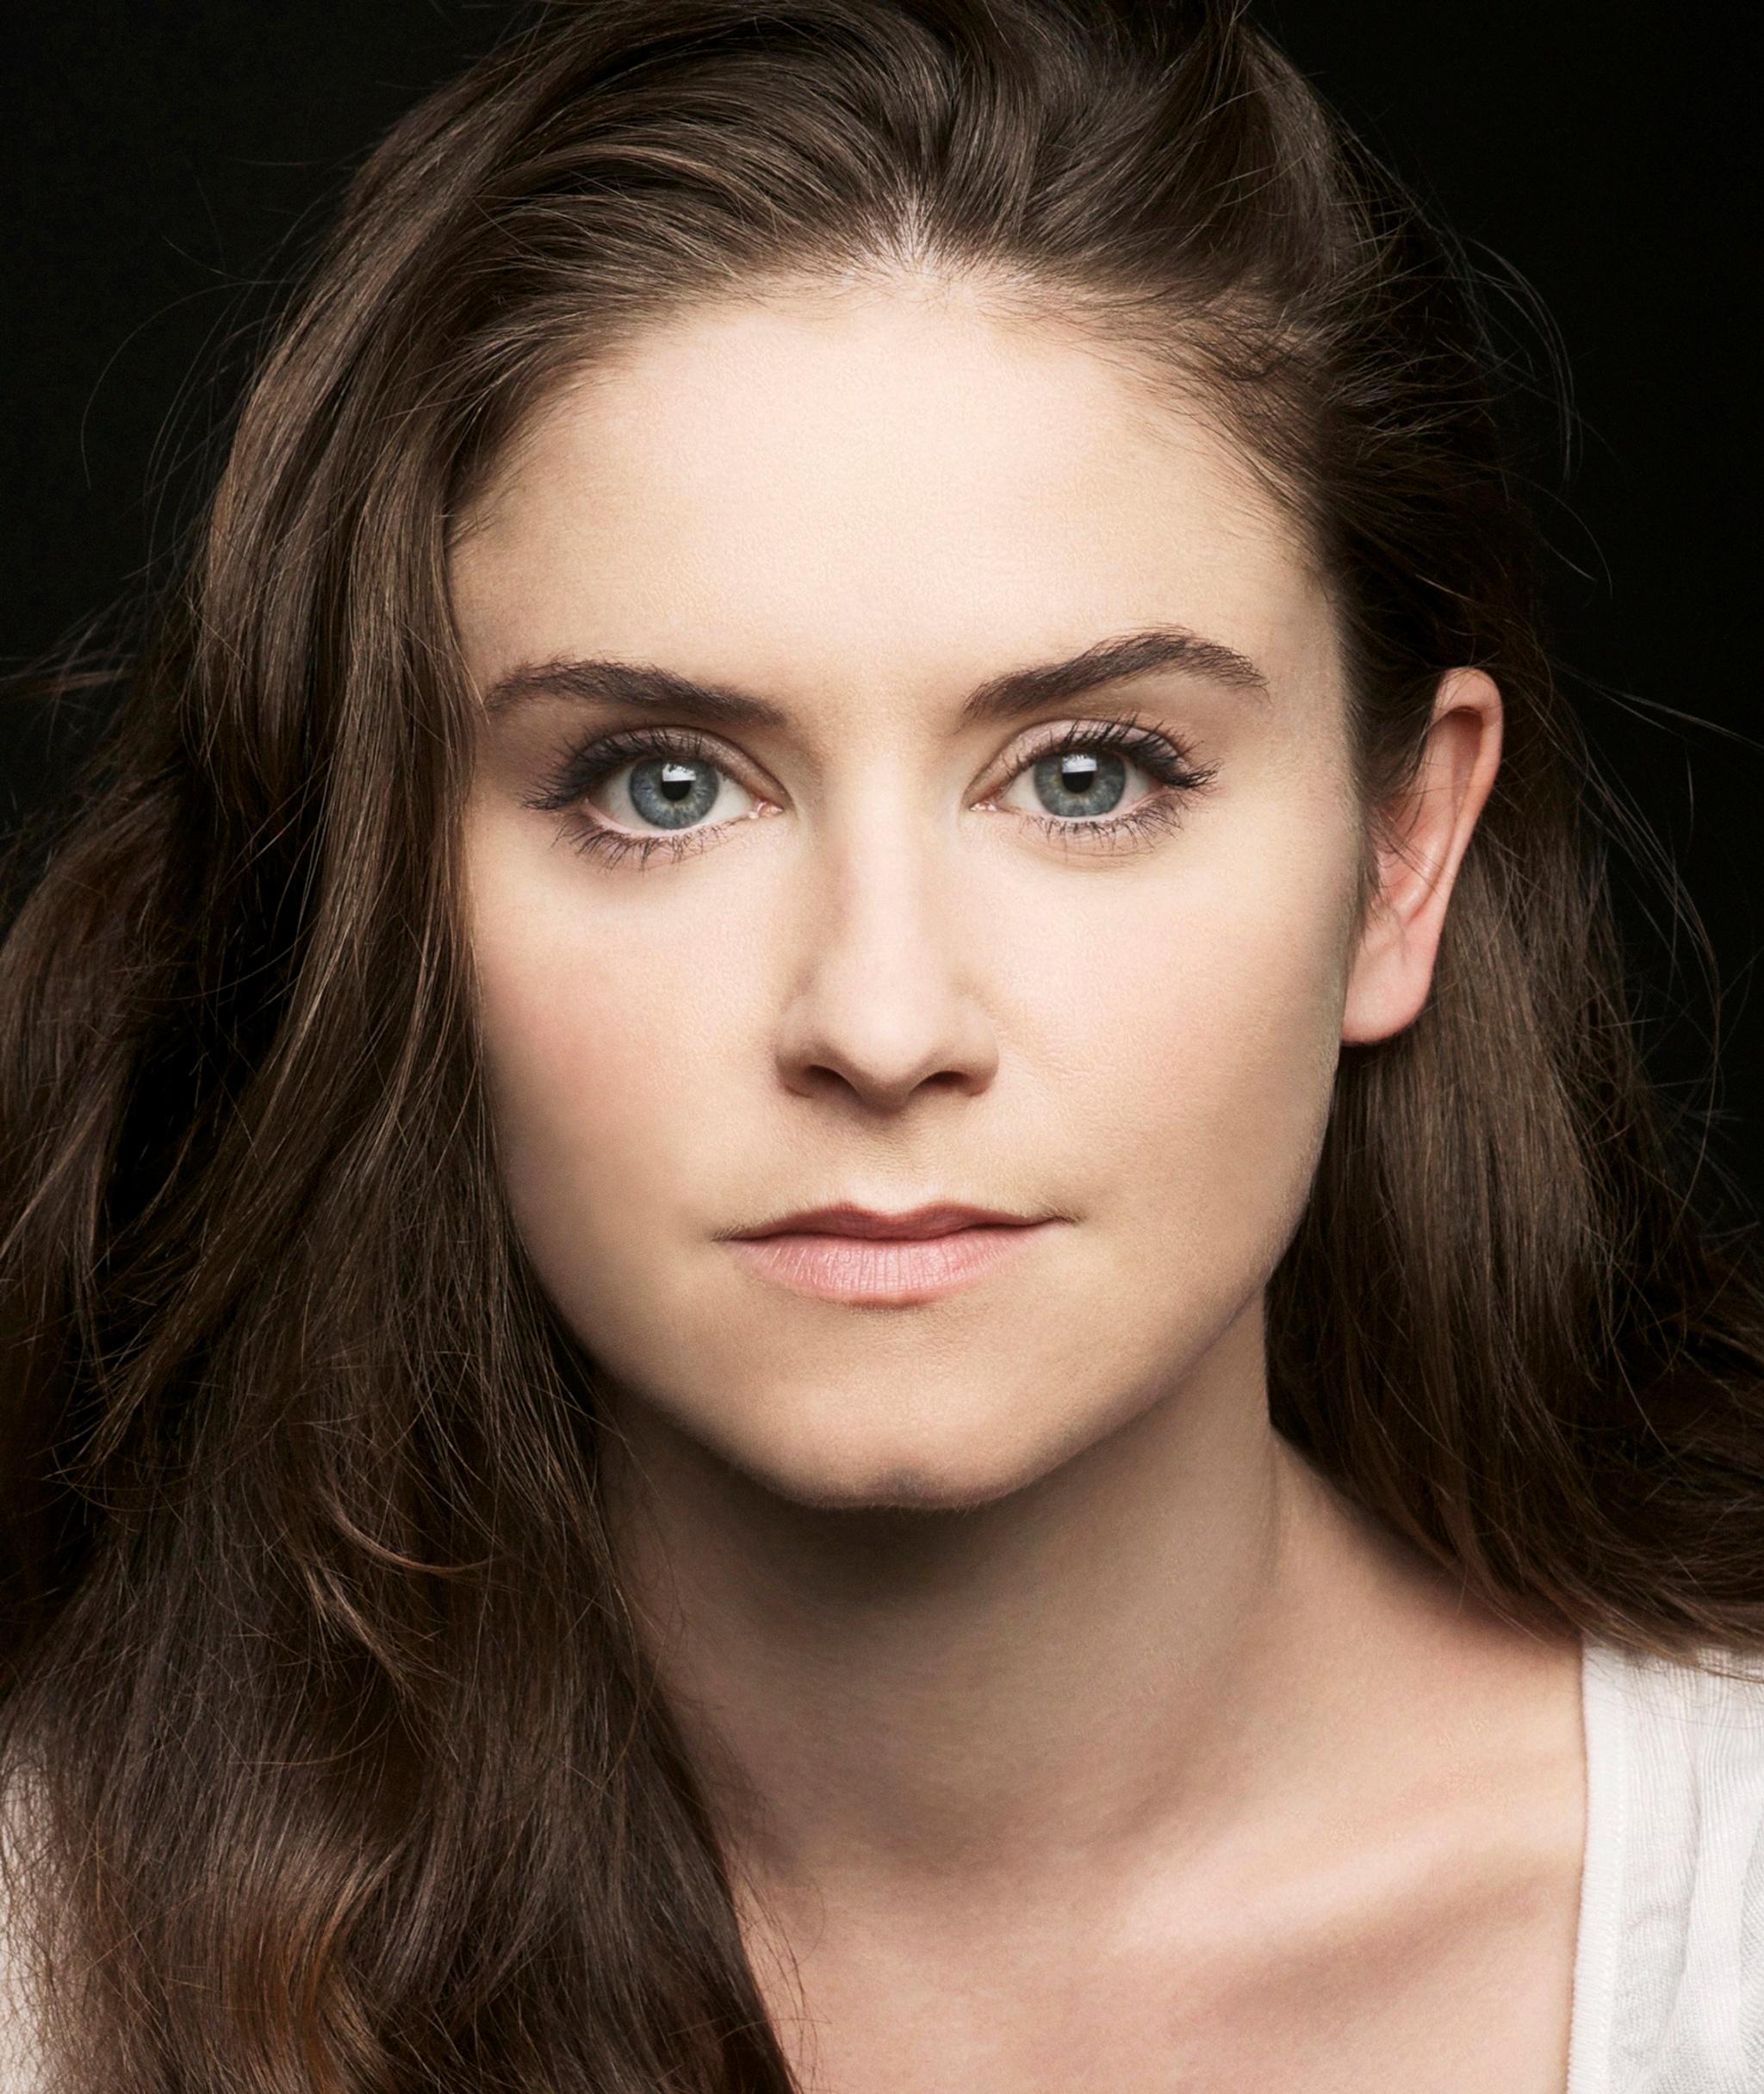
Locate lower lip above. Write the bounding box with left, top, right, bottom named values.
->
left=726, top=1224, right=1047, bottom=1305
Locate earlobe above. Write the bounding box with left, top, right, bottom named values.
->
left=1341, top=668, right=1504, bottom=1046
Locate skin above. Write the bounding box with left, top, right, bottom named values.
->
left=455, top=277, right=1585, bottom=2091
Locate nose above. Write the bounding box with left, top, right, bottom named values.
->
left=773, top=807, right=999, bottom=1113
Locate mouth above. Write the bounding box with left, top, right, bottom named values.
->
left=721, top=1203, right=1056, bottom=1306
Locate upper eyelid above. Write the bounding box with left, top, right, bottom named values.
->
left=998, top=713, right=1187, bottom=755
left=570, top=724, right=747, bottom=766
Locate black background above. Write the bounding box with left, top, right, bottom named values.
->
left=3, top=2, right=1760, bottom=1199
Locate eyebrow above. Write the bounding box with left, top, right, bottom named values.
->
left=481, top=656, right=789, bottom=727
left=480, top=625, right=1267, bottom=727
left=960, top=627, right=1269, bottom=723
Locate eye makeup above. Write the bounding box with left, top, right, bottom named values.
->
left=520, top=711, right=1214, bottom=866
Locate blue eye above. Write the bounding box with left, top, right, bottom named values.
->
left=625, top=757, right=724, bottom=829
left=1031, top=749, right=1128, bottom=819
left=563, top=737, right=765, bottom=848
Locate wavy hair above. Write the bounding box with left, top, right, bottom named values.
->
left=2, top=0, right=1761, bottom=2085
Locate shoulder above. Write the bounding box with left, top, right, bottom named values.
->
left=1570, top=1642, right=1764, bottom=2094
left=0, top=1768, right=53, bottom=2094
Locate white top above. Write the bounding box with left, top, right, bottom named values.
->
left=1, top=1641, right=1760, bottom=2089
left=1569, top=1642, right=1764, bottom=2091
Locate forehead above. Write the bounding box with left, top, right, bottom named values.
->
left=450, top=278, right=1338, bottom=711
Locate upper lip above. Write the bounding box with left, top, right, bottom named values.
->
left=726, top=1203, right=1044, bottom=1241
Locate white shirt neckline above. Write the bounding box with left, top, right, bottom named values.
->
left=1567, top=1640, right=1764, bottom=2094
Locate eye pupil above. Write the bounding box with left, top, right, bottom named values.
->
left=628, top=757, right=721, bottom=830
left=1033, top=747, right=1127, bottom=820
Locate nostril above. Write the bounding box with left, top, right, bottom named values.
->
left=785, top=1046, right=991, bottom=1112
left=798, top=1061, right=929, bottom=1103
left=773, top=894, right=1002, bottom=1109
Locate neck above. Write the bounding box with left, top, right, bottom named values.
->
left=606, top=1299, right=1463, bottom=1892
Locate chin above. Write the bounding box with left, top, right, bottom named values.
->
left=761, top=1455, right=1034, bottom=1515
left=704, top=1387, right=1091, bottom=1515
left=605, top=1333, right=1164, bottom=1519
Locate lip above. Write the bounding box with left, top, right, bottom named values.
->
left=723, top=1203, right=1053, bottom=1305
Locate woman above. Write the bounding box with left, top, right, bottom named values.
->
left=1, top=0, right=1760, bottom=2086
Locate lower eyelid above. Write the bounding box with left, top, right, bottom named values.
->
left=1023, top=798, right=1188, bottom=852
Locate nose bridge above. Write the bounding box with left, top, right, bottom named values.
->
left=776, top=769, right=996, bottom=1109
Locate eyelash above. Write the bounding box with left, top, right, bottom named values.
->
left=526, top=726, right=756, bottom=867
left=527, top=716, right=1214, bottom=865
left=990, top=717, right=1214, bottom=850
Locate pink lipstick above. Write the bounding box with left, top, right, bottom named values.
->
left=723, top=1203, right=1050, bottom=1306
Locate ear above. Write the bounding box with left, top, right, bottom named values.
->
left=1341, top=668, right=1503, bottom=1046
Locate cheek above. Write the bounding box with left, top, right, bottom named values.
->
left=986, top=790, right=1360, bottom=1271
left=465, top=812, right=778, bottom=1248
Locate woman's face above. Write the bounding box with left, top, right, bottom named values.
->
left=455, top=281, right=1422, bottom=1509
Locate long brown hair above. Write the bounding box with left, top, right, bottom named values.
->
left=3, top=0, right=1761, bottom=2084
